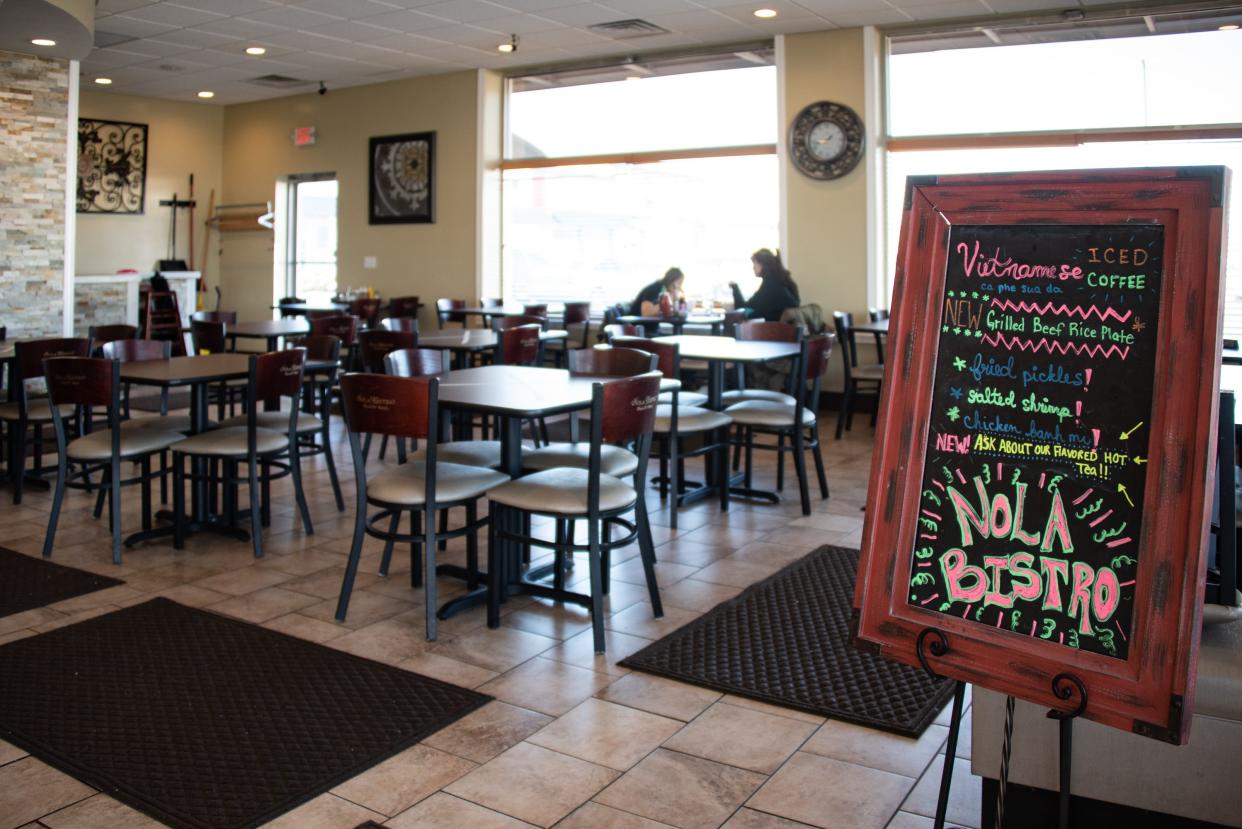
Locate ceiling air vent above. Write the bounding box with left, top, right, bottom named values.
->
left=587, top=19, right=671, bottom=39
left=245, top=75, right=314, bottom=89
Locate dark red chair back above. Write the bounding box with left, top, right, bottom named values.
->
left=601, top=323, right=639, bottom=342
left=568, top=347, right=656, bottom=378
left=191, top=319, right=228, bottom=355
left=89, top=324, right=138, bottom=349
left=358, top=329, right=417, bottom=373
left=384, top=348, right=449, bottom=378
left=436, top=298, right=466, bottom=327
left=14, top=337, right=91, bottom=385
left=496, top=324, right=541, bottom=366
left=350, top=297, right=382, bottom=327
left=610, top=336, right=679, bottom=379
left=102, top=339, right=170, bottom=362
left=562, top=302, right=591, bottom=326
left=299, top=334, right=341, bottom=363
left=44, top=356, right=116, bottom=409
left=381, top=317, right=420, bottom=334
left=722, top=310, right=748, bottom=336
left=389, top=296, right=421, bottom=318
left=492, top=314, right=545, bottom=332
left=340, top=373, right=434, bottom=440
left=736, top=320, right=799, bottom=342
left=598, top=373, right=660, bottom=445
left=192, top=310, right=238, bottom=325
left=309, top=314, right=358, bottom=345
left=523, top=303, right=548, bottom=319
left=803, top=333, right=835, bottom=381
left=253, top=347, right=306, bottom=405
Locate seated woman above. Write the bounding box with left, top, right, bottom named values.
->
left=730, top=248, right=800, bottom=322
left=631, top=267, right=686, bottom=317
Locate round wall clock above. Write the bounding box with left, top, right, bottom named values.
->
left=788, top=100, right=864, bottom=181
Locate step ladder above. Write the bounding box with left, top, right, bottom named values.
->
left=143, top=290, right=186, bottom=356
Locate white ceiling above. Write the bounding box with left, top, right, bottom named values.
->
left=66, top=0, right=1236, bottom=104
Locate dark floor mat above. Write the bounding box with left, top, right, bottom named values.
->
left=0, top=598, right=490, bottom=829
left=620, top=545, right=955, bottom=737
left=0, top=545, right=124, bottom=618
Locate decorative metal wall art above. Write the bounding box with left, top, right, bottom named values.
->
left=77, top=119, right=148, bottom=214
left=369, top=131, right=435, bottom=224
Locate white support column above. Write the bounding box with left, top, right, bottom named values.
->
left=63, top=60, right=79, bottom=336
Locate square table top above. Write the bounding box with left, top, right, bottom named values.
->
left=227, top=319, right=311, bottom=338
left=435, top=365, right=661, bottom=417
left=655, top=335, right=801, bottom=363
left=418, top=328, right=568, bottom=351
left=119, top=354, right=335, bottom=386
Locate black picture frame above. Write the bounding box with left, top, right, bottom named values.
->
left=369, top=131, right=435, bottom=224
left=77, top=118, right=148, bottom=214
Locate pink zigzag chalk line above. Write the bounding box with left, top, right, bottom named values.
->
left=990, top=298, right=1132, bottom=324
left=981, top=332, right=1131, bottom=361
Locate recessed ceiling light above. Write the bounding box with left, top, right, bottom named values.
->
left=197, top=90, right=215, bottom=99
left=245, top=46, right=267, bottom=55
left=31, top=38, right=56, bottom=47
left=1220, top=23, right=1240, bottom=30
left=498, top=34, right=518, bottom=53
left=94, top=78, right=113, bottom=85
left=753, top=9, right=777, bottom=19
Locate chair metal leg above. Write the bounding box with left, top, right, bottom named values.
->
left=289, top=441, right=314, bottom=535
left=465, top=502, right=480, bottom=590
left=792, top=428, right=811, bottom=516
left=321, top=426, right=345, bottom=512
left=93, top=472, right=107, bottom=518
left=776, top=432, right=786, bottom=491
left=172, top=454, right=186, bottom=550
left=438, top=508, right=449, bottom=552
left=379, top=511, right=400, bottom=576
left=744, top=427, right=754, bottom=489
left=141, top=457, right=152, bottom=531
left=43, top=453, right=68, bottom=559
left=718, top=428, right=730, bottom=514
left=635, top=499, right=663, bottom=617
left=486, top=505, right=502, bottom=628
left=835, top=385, right=852, bottom=439
left=247, top=458, right=263, bottom=557
left=811, top=429, right=830, bottom=499
left=11, top=420, right=27, bottom=504
left=336, top=503, right=367, bottom=621
left=110, top=457, right=123, bottom=565
left=424, top=505, right=437, bottom=640
left=378, top=434, right=389, bottom=460
left=411, top=510, right=423, bottom=587
left=668, top=429, right=679, bottom=530
left=587, top=519, right=606, bottom=654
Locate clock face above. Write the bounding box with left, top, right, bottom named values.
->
left=789, top=101, right=864, bottom=180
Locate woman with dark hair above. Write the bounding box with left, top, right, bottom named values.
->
left=730, top=248, right=800, bottom=321
left=630, top=267, right=686, bottom=316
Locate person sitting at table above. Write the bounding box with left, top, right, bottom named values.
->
left=730, top=248, right=800, bottom=322
left=631, top=267, right=686, bottom=317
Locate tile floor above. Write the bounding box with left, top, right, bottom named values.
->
left=0, top=409, right=981, bottom=829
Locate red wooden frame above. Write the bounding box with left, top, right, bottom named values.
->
left=853, top=167, right=1227, bottom=744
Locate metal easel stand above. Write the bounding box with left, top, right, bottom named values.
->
left=915, top=628, right=1088, bottom=829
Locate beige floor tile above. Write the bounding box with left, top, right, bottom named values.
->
left=301, top=590, right=416, bottom=630
left=331, top=743, right=476, bottom=816
left=501, top=598, right=594, bottom=641
left=0, top=629, right=37, bottom=646
left=595, top=672, right=721, bottom=722
left=258, top=792, right=384, bottom=829
left=32, top=604, right=121, bottom=633
left=255, top=548, right=348, bottom=576
left=722, top=808, right=819, bottom=828
left=40, top=794, right=165, bottom=829
left=726, top=542, right=812, bottom=570
left=0, top=757, right=95, bottom=828
left=885, top=812, right=935, bottom=829
left=280, top=566, right=379, bottom=600
left=747, top=752, right=913, bottom=829
left=596, top=748, right=766, bottom=829
left=691, top=559, right=779, bottom=589
left=676, top=524, right=771, bottom=550
left=261, top=612, right=349, bottom=643
left=445, top=742, right=618, bottom=828
left=192, top=565, right=293, bottom=596
left=609, top=556, right=699, bottom=587
left=719, top=695, right=826, bottom=726
left=801, top=720, right=949, bottom=778
left=208, top=586, right=320, bottom=623
left=424, top=701, right=553, bottom=764
left=540, top=627, right=651, bottom=676
left=0, top=607, right=65, bottom=636
left=430, top=625, right=557, bottom=673
left=388, top=792, right=535, bottom=828
left=397, top=651, right=499, bottom=689
left=47, top=585, right=145, bottom=614
left=152, top=583, right=233, bottom=608
left=663, top=702, right=816, bottom=774
left=605, top=602, right=697, bottom=640
left=557, top=801, right=675, bottom=828
left=527, top=698, right=682, bottom=770
left=327, top=617, right=437, bottom=665
left=0, top=739, right=29, bottom=766
left=657, top=578, right=742, bottom=613
left=651, top=538, right=729, bottom=568
left=478, top=657, right=616, bottom=717
left=900, top=754, right=981, bottom=829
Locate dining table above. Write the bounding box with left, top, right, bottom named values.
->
left=273, top=301, right=350, bottom=317
left=418, top=328, right=569, bottom=369
left=226, top=318, right=311, bottom=352
left=618, top=313, right=727, bottom=335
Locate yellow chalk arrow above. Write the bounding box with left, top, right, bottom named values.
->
left=1133, top=456, right=1147, bottom=465
left=1119, top=422, right=1144, bottom=440
left=1118, top=483, right=1134, bottom=507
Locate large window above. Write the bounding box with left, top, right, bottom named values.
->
left=503, top=63, right=778, bottom=308
left=285, top=175, right=338, bottom=303
left=884, top=29, right=1242, bottom=335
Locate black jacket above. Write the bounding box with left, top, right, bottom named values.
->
left=733, top=278, right=800, bottom=322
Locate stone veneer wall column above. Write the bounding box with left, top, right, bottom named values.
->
left=0, top=49, right=70, bottom=339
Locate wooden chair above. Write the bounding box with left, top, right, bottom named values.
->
left=277, top=296, right=306, bottom=318
left=392, top=348, right=499, bottom=474
left=170, top=349, right=314, bottom=557
left=492, top=314, right=547, bottom=332
left=612, top=336, right=731, bottom=529
left=335, top=373, right=507, bottom=638
left=2, top=337, right=91, bottom=504
left=357, top=329, right=418, bottom=460
left=832, top=311, right=884, bottom=439
left=601, top=323, right=639, bottom=343
left=522, top=303, right=548, bottom=319
left=725, top=334, right=834, bottom=514
left=381, top=316, right=420, bottom=335
left=388, top=296, right=421, bottom=319
left=350, top=297, right=382, bottom=329
left=191, top=310, right=238, bottom=325
left=191, top=319, right=244, bottom=419
left=88, top=324, right=138, bottom=356
left=486, top=372, right=664, bottom=653
left=545, top=301, right=591, bottom=366
left=436, top=298, right=467, bottom=329
left=101, top=338, right=179, bottom=505
left=868, top=307, right=890, bottom=364
left=43, top=357, right=181, bottom=564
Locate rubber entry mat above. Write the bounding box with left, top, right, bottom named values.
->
left=621, top=546, right=955, bottom=737
left=0, top=545, right=123, bottom=618
left=0, top=598, right=490, bottom=828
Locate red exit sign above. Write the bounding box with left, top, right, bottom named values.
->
left=292, top=126, right=316, bottom=146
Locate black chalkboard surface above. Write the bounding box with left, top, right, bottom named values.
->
left=908, top=224, right=1163, bottom=660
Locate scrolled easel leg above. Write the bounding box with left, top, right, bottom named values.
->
left=1046, top=673, right=1087, bottom=829
left=916, top=628, right=965, bottom=829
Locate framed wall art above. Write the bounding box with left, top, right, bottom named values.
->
left=77, top=118, right=148, bottom=214
left=369, top=131, right=435, bottom=224
left=852, top=167, right=1227, bottom=745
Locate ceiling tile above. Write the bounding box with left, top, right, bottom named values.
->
left=418, top=22, right=509, bottom=44
left=350, top=8, right=449, bottom=32
left=493, top=0, right=594, bottom=10
left=144, top=27, right=243, bottom=49
left=185, top=0, right=284, bottom=14
left=123, top=3, right=229, bottom=27
left=237, top=5, right=345, bottom=28
left=900, top=0, right=993, bottom=20
left=96, top=0, right=162, bottom=13
left=303, top=19, right=397, bottom=41
left=414, top=0, right=524, bottom=24
left=289, top=0, right=401, bottom=17
left=532, top=4, right=624, bottom=26
left=189, top=17, right=287, bottom=38
left=599, top=0, right=699, bottom=15
left=95, top=15, right=178, bottom=38
left=469, top=13, right=570, bottom=34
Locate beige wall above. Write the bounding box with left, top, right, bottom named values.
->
left=76, top=90, right=223, bottom=299
left=220, top=70, right=487, bottom=326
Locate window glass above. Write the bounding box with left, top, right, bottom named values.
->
left=889, top=30, right=1242, bottom=137
left=507, top=66, right=777, bottom=159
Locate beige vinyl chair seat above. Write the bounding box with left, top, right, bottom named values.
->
left=219, top=410, right=323, bottom=434
left=66, top=427, right=183, bottom=461
left=367, top=461, right=508, bottom=507
left=654, top=404, right=732, bottom=434
left=658, top=390, right=708, bottom=407
left=170, top=426, right=288, bottom=457
left=409, top=439, right=502, bottom=469
left=0, top=399, right=75, bottom=422
left=120, top=414, right=202, bottom=434
left=725, top=399, right=817, bottom=428
left=720, top=388, right=797, bottom=406
left=487, top=468, right=636, bottom=515
left=522, top=442, right=639, bottom=477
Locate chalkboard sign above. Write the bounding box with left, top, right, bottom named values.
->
left=853, top=168, right=1227, bottom=744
